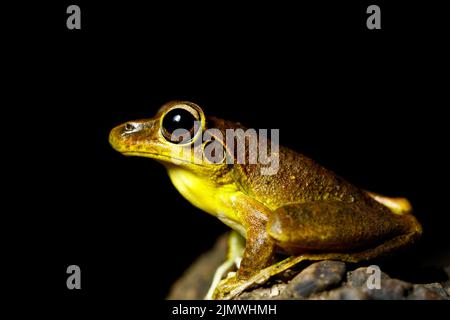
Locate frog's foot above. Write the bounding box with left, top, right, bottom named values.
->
left=212, top=273, right=245, bottom=300
left=366, top=191, right=412, bottom=215
left=212, top=256, right=305, bottom=300
left=212, top=252, right=362, bottom=300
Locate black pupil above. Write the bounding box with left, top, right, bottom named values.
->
left=162, top=108, right=197, bottom=141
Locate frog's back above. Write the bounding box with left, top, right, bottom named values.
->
left=234, top=146, right=370, bottom=211
left=206, top=116, right=380, bottom=211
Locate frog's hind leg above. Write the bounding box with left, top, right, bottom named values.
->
left=220, top=224, right=422, bottom=300
left=268, top=201, right=420, bottom=257
left=216, top=201, right=422, bottom=299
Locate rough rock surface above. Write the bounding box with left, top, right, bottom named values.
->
left=168, top=235, right=450, bottom=300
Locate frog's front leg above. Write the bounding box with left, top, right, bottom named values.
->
left=237, top=215, right=276, bottom=278
left=204, top=231, right=244, bottom=300
left=212, top=196, right=276, bottom=299
left=212, top=229, right=275, bottom=300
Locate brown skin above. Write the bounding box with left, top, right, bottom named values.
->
left=109, top=101, right=422, bottom=299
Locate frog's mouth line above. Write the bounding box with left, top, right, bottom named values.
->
left=122, top=151, right=206, bottom=167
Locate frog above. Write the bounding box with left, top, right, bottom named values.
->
left=109, top=101, right=422, bottom=300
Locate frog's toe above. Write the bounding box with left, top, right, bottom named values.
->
left=366, top=191, right=413, bottom=215
left=212, top=275, right=247, bottom=300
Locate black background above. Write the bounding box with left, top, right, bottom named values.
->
left=5, top=0, right=450, bottom=313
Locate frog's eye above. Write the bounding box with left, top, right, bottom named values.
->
left=161, top=105, right=200, bottom=144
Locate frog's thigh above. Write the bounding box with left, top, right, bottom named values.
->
left=267, top=201, right=414, bottom=259
left=366, top=191, right=412, bottom=215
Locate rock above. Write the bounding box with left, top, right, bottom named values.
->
left=368, top=278, right=412, bottom=300
left=167, top=234, right=228, bottom=300
left=409, top=284, right=448, bottom=300
left=347, top=267, right=390, bottom=288
left=348, top=267, right=414, bottom=299
left=236, top=284, right=287, bottom=300
left=444, top=266, right=450, bottom=296
left=279, top=261, right=346, bottom=299
left=311, top=285, right=369, bottom=300
left=168, top=234, right=450, bottom=300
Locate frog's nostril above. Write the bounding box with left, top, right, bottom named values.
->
left=124, top=123, right=136, bottom=132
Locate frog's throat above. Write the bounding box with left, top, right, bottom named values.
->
left=122, top=151, right=205, bottom=167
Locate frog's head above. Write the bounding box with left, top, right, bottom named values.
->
left=109, top=101, right=231, bottom=175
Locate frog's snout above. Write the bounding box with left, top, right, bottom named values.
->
left=109, top=118, right=159, bottom=154
left=108, top=123, right=126, bottom=152
left=109, top=121, right=142, bottom=152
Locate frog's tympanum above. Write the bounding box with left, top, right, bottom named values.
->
left=109, top=101, right=422, bottom=299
